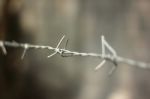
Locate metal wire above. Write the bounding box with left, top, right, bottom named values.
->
left=0, top=35, right=150, bottom=73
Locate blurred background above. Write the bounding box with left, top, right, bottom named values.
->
left=0, top=0, right=150, bottom=99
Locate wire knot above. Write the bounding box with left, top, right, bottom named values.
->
left=47, top=35, right=66, bottom=58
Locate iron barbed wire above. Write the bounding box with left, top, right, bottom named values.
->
left=0, top=35, right=150, bottom=74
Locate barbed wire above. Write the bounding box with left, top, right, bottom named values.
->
left=0, top=35, right=150, bottom=74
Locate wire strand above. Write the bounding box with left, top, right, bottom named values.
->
left=0, top=36, right=150, bottom=72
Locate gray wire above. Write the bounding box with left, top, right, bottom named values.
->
left=0, top=35, right=150, bottom=72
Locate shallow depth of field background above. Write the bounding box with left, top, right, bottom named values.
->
left=0, top=0, right=150, bottom=99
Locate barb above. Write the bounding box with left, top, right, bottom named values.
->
left=0, top=35, right=150, bottom=73
left=64, top=39, right=69, bottom=50
left=47, top=35, right=65, bottom=58
left=95, top=60, right=106, bottom=71
left=95, top=35, right=118, bottom=74
left=21, top=44, right=29, bottom=59
left=0, top=41, right=7, bottom=55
